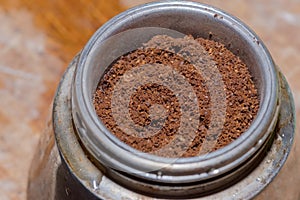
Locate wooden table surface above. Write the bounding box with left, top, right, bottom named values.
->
left=0, top=1, right=299, bottom=199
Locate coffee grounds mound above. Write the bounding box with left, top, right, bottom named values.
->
left=93, top=35, right=259, bottom=157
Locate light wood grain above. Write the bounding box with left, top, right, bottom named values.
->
left=0, top=1, right=299, bottom=199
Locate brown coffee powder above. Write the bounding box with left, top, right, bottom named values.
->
left=93, top=35, right=259, bottom=157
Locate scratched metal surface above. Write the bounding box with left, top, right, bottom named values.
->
left=0, top=1, right=299, bottom=200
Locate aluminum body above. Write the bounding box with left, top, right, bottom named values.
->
left=27, top=1, right=297, bottom=199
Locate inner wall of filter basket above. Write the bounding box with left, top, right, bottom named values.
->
left=86, top=8, right=266, bottom=111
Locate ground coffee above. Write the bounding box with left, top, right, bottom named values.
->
left=93, top=35, right=259, bottom=157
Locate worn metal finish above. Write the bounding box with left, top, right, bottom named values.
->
left=27, top=1, right=296, bottom=199
left=26, top=56, right=294, bottom=200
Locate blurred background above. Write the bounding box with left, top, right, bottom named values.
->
left=0, top=0, right=299, bottom=199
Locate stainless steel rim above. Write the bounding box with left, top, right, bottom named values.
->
left=71, top=0, right=279, bottom=190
